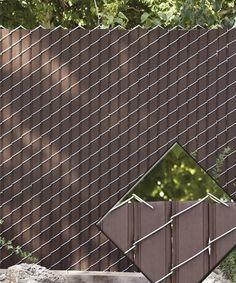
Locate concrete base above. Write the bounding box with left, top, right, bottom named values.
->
left=0, top=270, right=150, bottom=283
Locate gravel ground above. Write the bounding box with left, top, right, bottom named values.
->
left=0, top=264, right=233, bottom=283
left=203, top=269, right=232, bottom=283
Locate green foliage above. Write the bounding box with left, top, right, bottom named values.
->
left=126, top=144, right=230, bottom=202
left=212, top=146, right=234, bottom=181
left=0, top=221, right=38, bottom=263
left=219, top=248, right=236, bottom=281
left=0, top=0, right=235, bottom=29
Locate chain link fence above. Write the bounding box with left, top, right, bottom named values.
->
left=0, top=27, right=235, bottom=270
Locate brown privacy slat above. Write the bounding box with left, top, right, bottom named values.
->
left=184, top=29, right=199, bottom=149
left=209, top=203, right=236, bottom=272
left=226, top=29, right=236, bottom=194
left=0, top=28, right=235, bottom=270
left=206, top=30, right=218, bottom=169
left=99, top=203, right=133, bottom=257
left=135, top=202, right=171, bottom=283
left=216, top=29, right=228, bottom=190
left=172, top=201, right=209, bottom=283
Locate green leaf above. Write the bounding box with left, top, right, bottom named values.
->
left=118, top=12, right=128, bottom=21
left=6, top=245, right=14, bottom=250
left=213, top=0, right=223, bottom=11
left=157, top=12, right=167, bottom=21
left=152, top=18, right=161, bottom=26
left=0, top=237, right=6, bottom=245
left=141, top=12, right=149, bottom=23
left=173, top=144, right=183, bottom=158
left=233, top=17, right=236, bottom=28
left=114, top=17, right=124, bottom=25
left=106, top=14, right=114, bottom=24
left=166, top=11, right=174, bottom=21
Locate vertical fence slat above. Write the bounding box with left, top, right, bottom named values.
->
left=136, top=202, right=172, bottom=283
left=209, top=203, right=236, bottom=272
left=172, top=201, right=209, bottom=283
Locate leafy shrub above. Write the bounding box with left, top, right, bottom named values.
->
left=0, top=220, right=37, bottom=263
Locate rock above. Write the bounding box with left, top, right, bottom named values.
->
left=5, top=264, right=66, bottom=283
left=0, top=274, right=6, bottom=281
left=202, top=269, right=232, bottom=283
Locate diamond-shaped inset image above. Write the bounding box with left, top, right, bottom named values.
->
left=97, top=143, right=235, bottom=283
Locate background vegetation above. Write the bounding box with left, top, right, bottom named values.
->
left=219, top=249, right=236, bottom=282
left=0, top=0, right=235, bottom=29
left=0, top=220, right=37, bottom=263
left=125, top=144, right=232, bottom=201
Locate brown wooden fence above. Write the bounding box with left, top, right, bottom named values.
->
left=0, top=27, right=235, bottom=271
